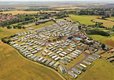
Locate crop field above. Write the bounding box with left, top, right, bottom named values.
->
left=69, top=14, right=99, bottom=25
left=0, top=10, right=58, bottom=15
left=0, top=41, right=64, bottom=80
left=77, top=59, right=114, bottom=80
left=0, top=10, right=39, bottom=15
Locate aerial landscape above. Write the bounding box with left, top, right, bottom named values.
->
left=0, top=0, right=114, bottom=80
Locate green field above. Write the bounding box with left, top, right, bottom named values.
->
left=69, top=14, right=114, bottom=28
left=0, top=27, right=24, bottom=39
left=77, top=59, right=114, bottom=80
left=69, top=14, right=99, bottom=25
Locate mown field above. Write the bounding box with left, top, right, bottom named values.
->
left=69, top=14, right=99, bottom=25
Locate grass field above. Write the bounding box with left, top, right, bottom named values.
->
left=0, top=27, right=24, bottom=39
left=69, top=14, right=99, bottom=25
left=31, top=21, right=54, bottom=29
left=77, top=59, right=114, bottom=80
left=0, top=41, right=64, bottom=80
left=69, top=14, right=114, bottom=28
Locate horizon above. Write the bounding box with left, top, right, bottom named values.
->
left=0, top=0, right=114, bottom=3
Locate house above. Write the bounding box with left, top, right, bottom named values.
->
left=68, top=71, right=78, bottom=78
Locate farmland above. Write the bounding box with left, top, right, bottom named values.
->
left=0, top=10, right=58, bottom=15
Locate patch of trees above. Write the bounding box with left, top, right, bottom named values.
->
left=94, top=22, right=105, bottom=28
left=24, top=7, right=53, bottom=11
left=1, top=37, right=11, bottom=44
left=0, top=14, right=39, bottom=29
left=87, top=29, right=110, bottom=36
left=68, top=8, right=114, bottom=17
left=39, top=13, right=50, bottom=19
left=111, top=26, right=114, bottom=31
left=56, top=11, right=69, bottom=19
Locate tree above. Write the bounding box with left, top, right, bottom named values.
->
left=112, top=25, right=114, bottom=31
left=95, top=22, right=103, bottom=28
left=7, top=25, right=12, bottom=29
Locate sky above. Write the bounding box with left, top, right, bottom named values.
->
left=0, top=0, right=114, bottom=2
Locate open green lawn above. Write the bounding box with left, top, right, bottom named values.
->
left=0, top=41, right=64, bottom=80
left=77, top=59, right=114, bottom=80
left=69, top=14, right=99, bottom=25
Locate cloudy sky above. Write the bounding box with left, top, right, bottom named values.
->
left=0, top=0, right=114, bottom=2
